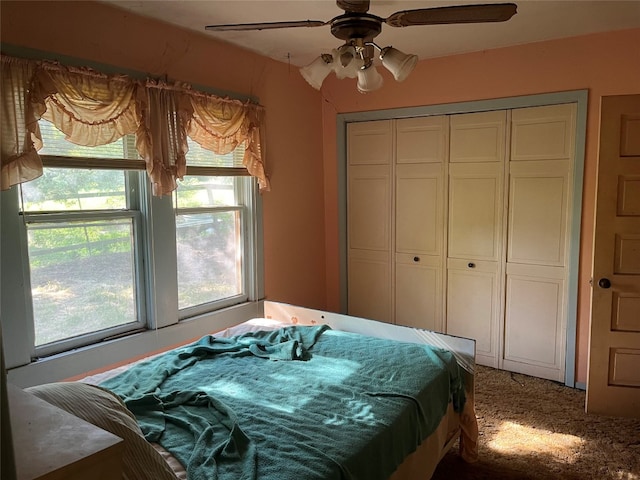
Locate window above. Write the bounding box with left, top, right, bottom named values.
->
left=175, top=140, right=252, bottom=315
left=175, top=176, right=244, bottom=312
left=2, top=119, right=260, bottom=360
left=21, top=169, right=143, bottom=350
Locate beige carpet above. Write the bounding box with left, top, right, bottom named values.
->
left=431, top=366, right=640, bottom=480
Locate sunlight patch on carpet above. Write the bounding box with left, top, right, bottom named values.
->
left=614, top=472, right=638, bottom=480
left=488, top=421, right=584, bottom=460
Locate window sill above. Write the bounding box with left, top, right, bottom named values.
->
left=7, top=301, right=263, bottom=388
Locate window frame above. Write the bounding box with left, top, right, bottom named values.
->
left=1, top=146, right=263, bottom=377
left=14, top=165, right=149, bottom=359
left=175, top=176, right=251, bottom=319
left=21, top=168, right=148, bottom=357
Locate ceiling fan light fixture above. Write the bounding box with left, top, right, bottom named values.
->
left=337, top=45, right=356, bottom=67
left=300, top=54, right=334, bottom=90
left=338, top=59, right=364, bottom=79
left=356, top=63, right=384, bottom=93
left=207, top=2, right=518, bottom=93
left=380, top=47, right=418, bottom=82
left=334, top=46, right=365, bottom=79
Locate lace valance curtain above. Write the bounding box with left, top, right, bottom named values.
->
left=0, top=55, right=269, bottom=195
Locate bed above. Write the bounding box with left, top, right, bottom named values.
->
left=25, top=302, right=479, bottom=480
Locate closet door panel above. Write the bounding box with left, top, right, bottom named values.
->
left=396, top=116, right=447, bottom=164
left=396, top=254, right=441, bottom=331
left=503, top=264, right=566, bottom=382
left=348, top=120, right=392, bottom=165
left=511, top=104, right=575, bottom=161
left=348, top=250, right=392, bottom=323
left=348, top=165, right=391, bottom=251
left=447, top=259, right=500, bottom=367
left=396, top=164, right=443, bottom=256
left=507, top=161, right=570, bottom=266
left=450, top=110, right=506, bottom=163
left=448, top=163, right=503, bottom=261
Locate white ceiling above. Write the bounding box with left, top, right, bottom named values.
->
left=101, top=0, right=640, bottom=66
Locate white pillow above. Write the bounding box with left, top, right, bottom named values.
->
left=216, top=317, right=297, bottom=337
left=26, top=382, right=178, bottom=480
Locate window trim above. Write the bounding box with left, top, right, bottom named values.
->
left=1, top=169, right=263, bottom=376
left=19, top=169, right=148, bottom=357
left=176, top=204, right=246, bottom=317
left=175, top=176, right=253, bottom=319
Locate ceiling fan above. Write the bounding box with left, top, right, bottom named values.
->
left=205, top=1, right=518, bottom=93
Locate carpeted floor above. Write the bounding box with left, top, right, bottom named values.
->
left=431, top=366, right=640, bottom=480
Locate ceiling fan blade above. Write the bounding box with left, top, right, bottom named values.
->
left=385, top=3, right=517, bottom=28
left=336, top=0, right=370, bottom=14
left=205, top=20, right=326, bottom=32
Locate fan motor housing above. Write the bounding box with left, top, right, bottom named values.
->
left=330, top=14, right=382, bottom=42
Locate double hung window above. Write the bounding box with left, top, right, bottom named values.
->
left=3, top=119, right=259, bottom=360
left=175, top=139, right=251, bottom=316
left=18, top=121, right=145, bottom=355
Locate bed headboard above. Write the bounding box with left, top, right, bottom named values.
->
left=263, top=301, right=476, bottom=376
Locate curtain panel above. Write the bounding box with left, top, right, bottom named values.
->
left=0, top=55, right=269, bottom=194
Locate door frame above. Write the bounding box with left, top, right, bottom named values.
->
left=337, top=90, right=588, bottom=388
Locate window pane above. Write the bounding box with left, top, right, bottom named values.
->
left=186, top=138, right=245, bottom=168
left=176, top=211, right=242, bottom=310
left=175, top=176, right=235, bottom=208
left=27, top=219, right=138, bottom=346
left=21, top=168, right=127, bottom=212
left=38, top=119, right=138, bottom=160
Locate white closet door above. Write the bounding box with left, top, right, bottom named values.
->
left=395, top=116, right=447, bottom=331
left=447, top=110, right=506, bottom=367
left=503, top=103, right=575, bottom=382
left=347, top=121, right=393, bottom=322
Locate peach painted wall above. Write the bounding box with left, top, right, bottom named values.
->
left=320, top=28, right=640, bottom=383
left=0, top=1, right=328, bottom=310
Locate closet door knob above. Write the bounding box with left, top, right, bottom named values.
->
left=413, top=256, right=420, bottom=262
left=598, top=278, right=611, bottom=289
left=468, top=262, right=476, bottom=268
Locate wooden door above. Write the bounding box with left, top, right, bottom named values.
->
left=587, top=94, right=640, bottom=417
left=503, top=104, right=576, bottom=382
left=347, top=120, right=393, bottom=322
left=447, top=110, right=506, bottom=367
left=395, top=116, right=447, bottom=332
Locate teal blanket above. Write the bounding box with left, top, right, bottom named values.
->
left=101, top=325, right=465, bottom=480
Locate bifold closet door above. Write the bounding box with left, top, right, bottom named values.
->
left=503, top=103, right=576, bottom=382
left=395, top=116, right=447, bottom=332
left=446, top=110, right=506, bottom=368
left=347, top=120, right=393, bottom=322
